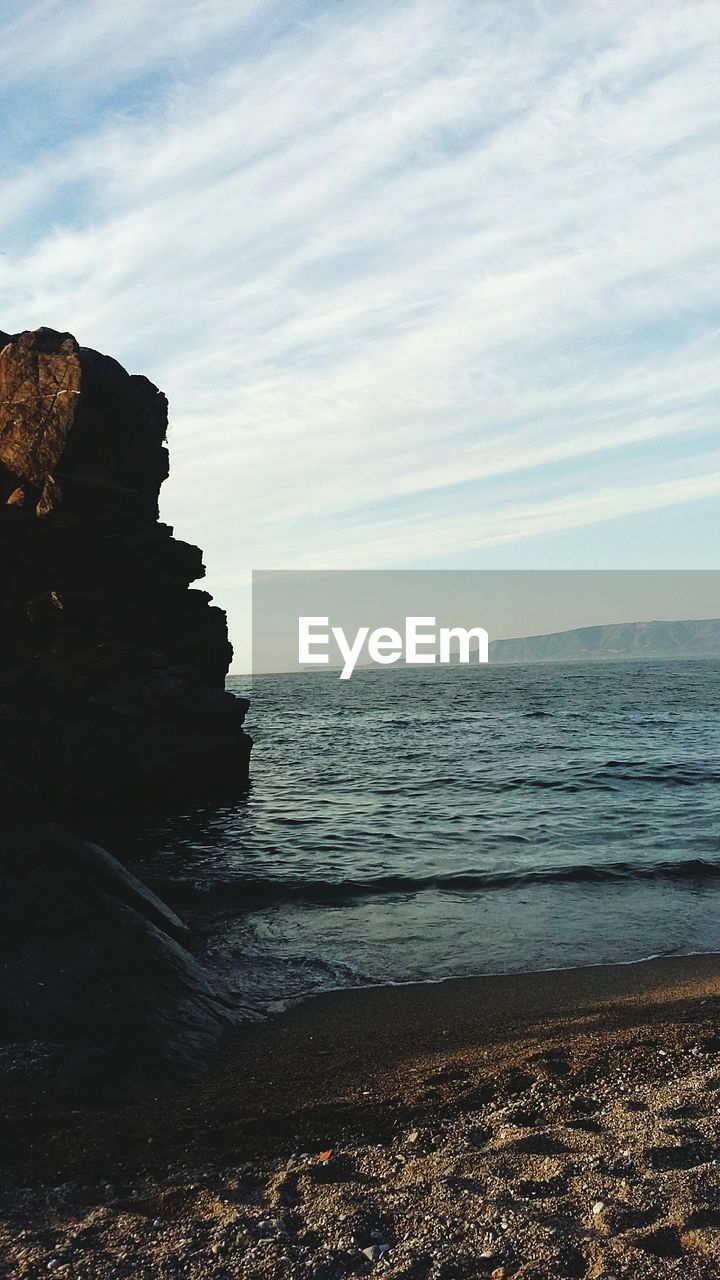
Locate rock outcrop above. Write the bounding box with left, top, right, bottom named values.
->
left=0, top=824, right=238, bottom=1094
left=0, top=327, right=251, bottom=812
left=0, top=328, right=252, bottom=1087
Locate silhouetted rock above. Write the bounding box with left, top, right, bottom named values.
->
left=0, top=327, right=251, bottom=812
left=0, top=824, right=237, bottom=1093
left=0, top=329, right=253, bottom=1087
left=1, top=823, right=189, bottom=943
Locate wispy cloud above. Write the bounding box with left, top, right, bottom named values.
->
left=1, top=0, right=719, bottom=662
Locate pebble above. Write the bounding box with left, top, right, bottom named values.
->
left=13, top=1031, right=717, bottom=1280
left=361, top=1243, right=390, bottom=1262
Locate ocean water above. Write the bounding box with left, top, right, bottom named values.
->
left=127, top=661, right=720, bottom=1012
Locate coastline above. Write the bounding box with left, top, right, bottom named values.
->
left=267, top=947, right=720, bottom=1014
left=5, top=952, right=720, bottom=1277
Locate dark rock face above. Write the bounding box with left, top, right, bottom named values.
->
left=0, top=824, right=238, bottom=1094
left=0, top=327, right=251, bottom=811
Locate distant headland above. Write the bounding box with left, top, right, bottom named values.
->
left=489, top=617, right=720, bottom=663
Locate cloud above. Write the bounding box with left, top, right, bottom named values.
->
left=0, top=0, right=272, bottom=91
left=1, top=0, right=719, bottom=664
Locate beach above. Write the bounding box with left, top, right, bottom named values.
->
left=4, top=953, right=720, bottom=1279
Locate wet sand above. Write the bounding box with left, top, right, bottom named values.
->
left=4, top=953, right=720, bottom=1278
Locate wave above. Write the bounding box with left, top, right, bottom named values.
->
left=496, top=763, right=720, bottom=792
left=156, top=856, right=720, bottom=908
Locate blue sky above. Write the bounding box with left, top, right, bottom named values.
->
left=1, top=0, right=719, bottom=667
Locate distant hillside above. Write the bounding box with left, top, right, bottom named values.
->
left=488, top=618, right=720, bottom=663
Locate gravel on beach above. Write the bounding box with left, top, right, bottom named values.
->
left=4, top=955, right=720, bottom=1279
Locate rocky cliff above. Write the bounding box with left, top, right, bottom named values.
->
left=0, top=327, right=252, bottom=1088
left=0, top=326, right=251, bottom=812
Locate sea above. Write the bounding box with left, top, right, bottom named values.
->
left=125, top=661, right=720, bottom=1013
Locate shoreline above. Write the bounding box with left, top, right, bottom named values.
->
left=250, top=952, right=720, bottom=1105
left=267, top=947, right=720, bottom=1014
left=5, top=952, right=720, bottom=1276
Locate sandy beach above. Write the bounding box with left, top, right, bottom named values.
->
left=4, top=953, right=720, bottom=1278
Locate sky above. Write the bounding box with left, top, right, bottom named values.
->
left=1, top=0, right=719, bottom=669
